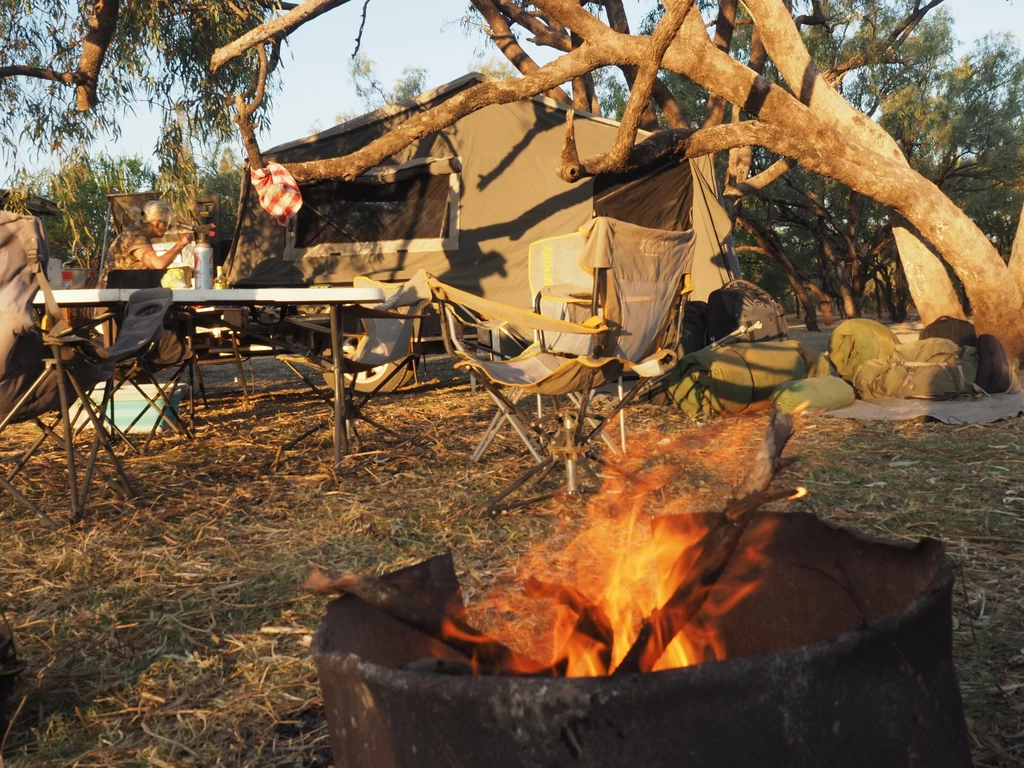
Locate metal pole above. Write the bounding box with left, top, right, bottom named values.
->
left=330, top=305, right=348, bottom=462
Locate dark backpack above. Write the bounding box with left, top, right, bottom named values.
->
left=680, top=300, right=708, bottom=355
left=705, top=280, right=788, bottom=345
left=919, top=315, right=977, bottom=348
left=0, top=211, right=111, bottom=423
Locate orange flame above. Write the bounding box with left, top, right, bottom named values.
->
left=440, top=418, right=791, bottom=677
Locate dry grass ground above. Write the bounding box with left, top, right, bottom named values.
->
left=1, top=350, right=1023, bottom=767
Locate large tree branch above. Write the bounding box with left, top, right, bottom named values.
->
left=211, top=0, right=353, bottom=72
left=603, top=0, right=659, bottom=130
left=492, top=0, right=570, bottom=50
left=75, top=0, right=121, bottom=110
left=726, top=157, right=797, bottom=197
left=0, top=66, right=85, bottom=85
left=1011, top=202, right=1024, bottom=297
left=600, top=0, right=692, bottom=168
left=701, top=0, right=738, bottom=129
left=285, top=43, right=612, bottom=182
left=471, top=0, right=572, bottom=105
left=233, top=44, right=271, bottom=169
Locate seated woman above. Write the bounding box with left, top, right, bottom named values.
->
left=98, top=200, right=192, bottom=289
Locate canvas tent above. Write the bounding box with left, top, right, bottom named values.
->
left=225, top=73, right=739, bottom=308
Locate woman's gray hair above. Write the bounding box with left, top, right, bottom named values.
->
left=142, top=200, right=173, bottom=225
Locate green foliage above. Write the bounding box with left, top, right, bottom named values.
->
left=878, top=32, right=1024, bottom=255
left=13, top=143, right=239, bottom=269
left=200, top=146, right=243, bottom=237
left=24, top=153, right=156, bottom=268
left=471, top=55, right=516, bottom=81
left=0, top=1, right=278, bottom=198
left=349, top=53, right=428, bottom=113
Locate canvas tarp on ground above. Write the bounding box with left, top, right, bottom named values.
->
left=224, top=73, right=737, bottom=308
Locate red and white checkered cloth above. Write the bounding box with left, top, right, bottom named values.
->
left=250, top=162, right=303, bottom=225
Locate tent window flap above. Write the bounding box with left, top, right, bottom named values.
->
left=295, top=174, right=452, bottom=248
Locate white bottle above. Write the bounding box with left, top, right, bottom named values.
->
left=194, top=243, right=214, bottom=290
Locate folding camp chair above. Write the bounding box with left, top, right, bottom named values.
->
left=102, top=269, right=197, bottom=452
left=0, top=213, right=171, bottom=526
left=100, top=302, right=195, bottom=454
left=473, top=229, right=634, bottom=461
left=432, top=217, right=696, bottom=515
left=277, top=270, right=431, bottom=452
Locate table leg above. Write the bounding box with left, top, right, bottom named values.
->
left=330, top=305, right=348, bottom=462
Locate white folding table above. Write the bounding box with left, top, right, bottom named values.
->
left=39, top=286, right=386, bottom=463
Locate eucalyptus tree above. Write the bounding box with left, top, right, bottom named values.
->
left=0, top=0, right=279, bottom=200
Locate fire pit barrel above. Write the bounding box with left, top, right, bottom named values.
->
left=312, top=515, right=972, bottom=767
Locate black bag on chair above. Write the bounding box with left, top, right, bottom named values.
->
left=706, top=279, right=788, bottom=345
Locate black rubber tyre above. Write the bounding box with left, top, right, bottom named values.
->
left=975, top=333, right=1012, bottom=394
left=322, top=361, right=415, bottom=394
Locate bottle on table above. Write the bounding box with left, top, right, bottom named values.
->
left=213, top=266, right=228, bottom=290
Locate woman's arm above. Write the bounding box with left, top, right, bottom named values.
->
left=140, top=232, right=194, bottom=270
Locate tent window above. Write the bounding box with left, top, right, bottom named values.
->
left=295, top=174, right=451, bottom=248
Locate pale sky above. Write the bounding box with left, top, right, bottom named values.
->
left=8, top=0, right=1024, bottom=175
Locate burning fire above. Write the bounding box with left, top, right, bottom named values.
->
left=443, top=419, right=801, bottom=676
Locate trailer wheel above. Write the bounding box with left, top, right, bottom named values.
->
left=323, top=361, right=415, bottom=394
left=347, top=361, right=415, bottom=393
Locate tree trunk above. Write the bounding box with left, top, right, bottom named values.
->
left=892, top=226, right=966, bottom=326
left=1009, top=200, right=1024, bottom=297
left=791, top=278, right=820, bottom=331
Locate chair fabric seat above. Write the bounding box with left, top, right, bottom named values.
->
left=456, top=351, right=624, bottom=395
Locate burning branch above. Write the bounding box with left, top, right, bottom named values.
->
left=613, top=412, right=801, bottom=675
left=302, top=568, right=548, bottom=674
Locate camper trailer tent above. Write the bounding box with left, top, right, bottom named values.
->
left=225, top=73, right=739, bottom=309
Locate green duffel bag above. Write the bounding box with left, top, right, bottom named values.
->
left=770, top=376, right=856, bottom=414
left=853, top=345, right=980, bottom=400
left=667, top=341, right=826, bottom=419
left=828, top=319, right=900, bottom=382
left=889, top=337, right=963, bottom=365
left=781, top=339, right=830, bottom=378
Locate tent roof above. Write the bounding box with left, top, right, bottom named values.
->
left=264, top=72, right=633, bottom=158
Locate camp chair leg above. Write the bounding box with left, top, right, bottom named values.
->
left=186, top=357, right=197, bottom=422
left=30, top=415, right=128, bottom=499
left=617, top=378, right=627, bottom=454
left=0, top=475, right=59, bottom=530
left=122, top=372, right=192, bottom=452
left=5, top=430, right=47, bottom=485
left=473, top=388, right=545, bottom=464
left=136, top=368, right=193, bottom=453
left=564, top=392, right=621, bottom=456
left=96, top=382, right=142, bottom=455
left=229, top=333, right=251, bottom=409
left=51, top=358, right=83, bottom=522
left=0, top=364, right=52, bottom=434
left=472, top=389, right=543, bottom=463
left=282, top=419, right=328, bottom=452
left=475, top=456, right=557, bottom=517
left=194, top=357, right=210, bottom=408
left=66, top=374, right=135, bottom=501
left=279, top=358, right=333, bottom=406
left=78, top=432, right=104, bottom=507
